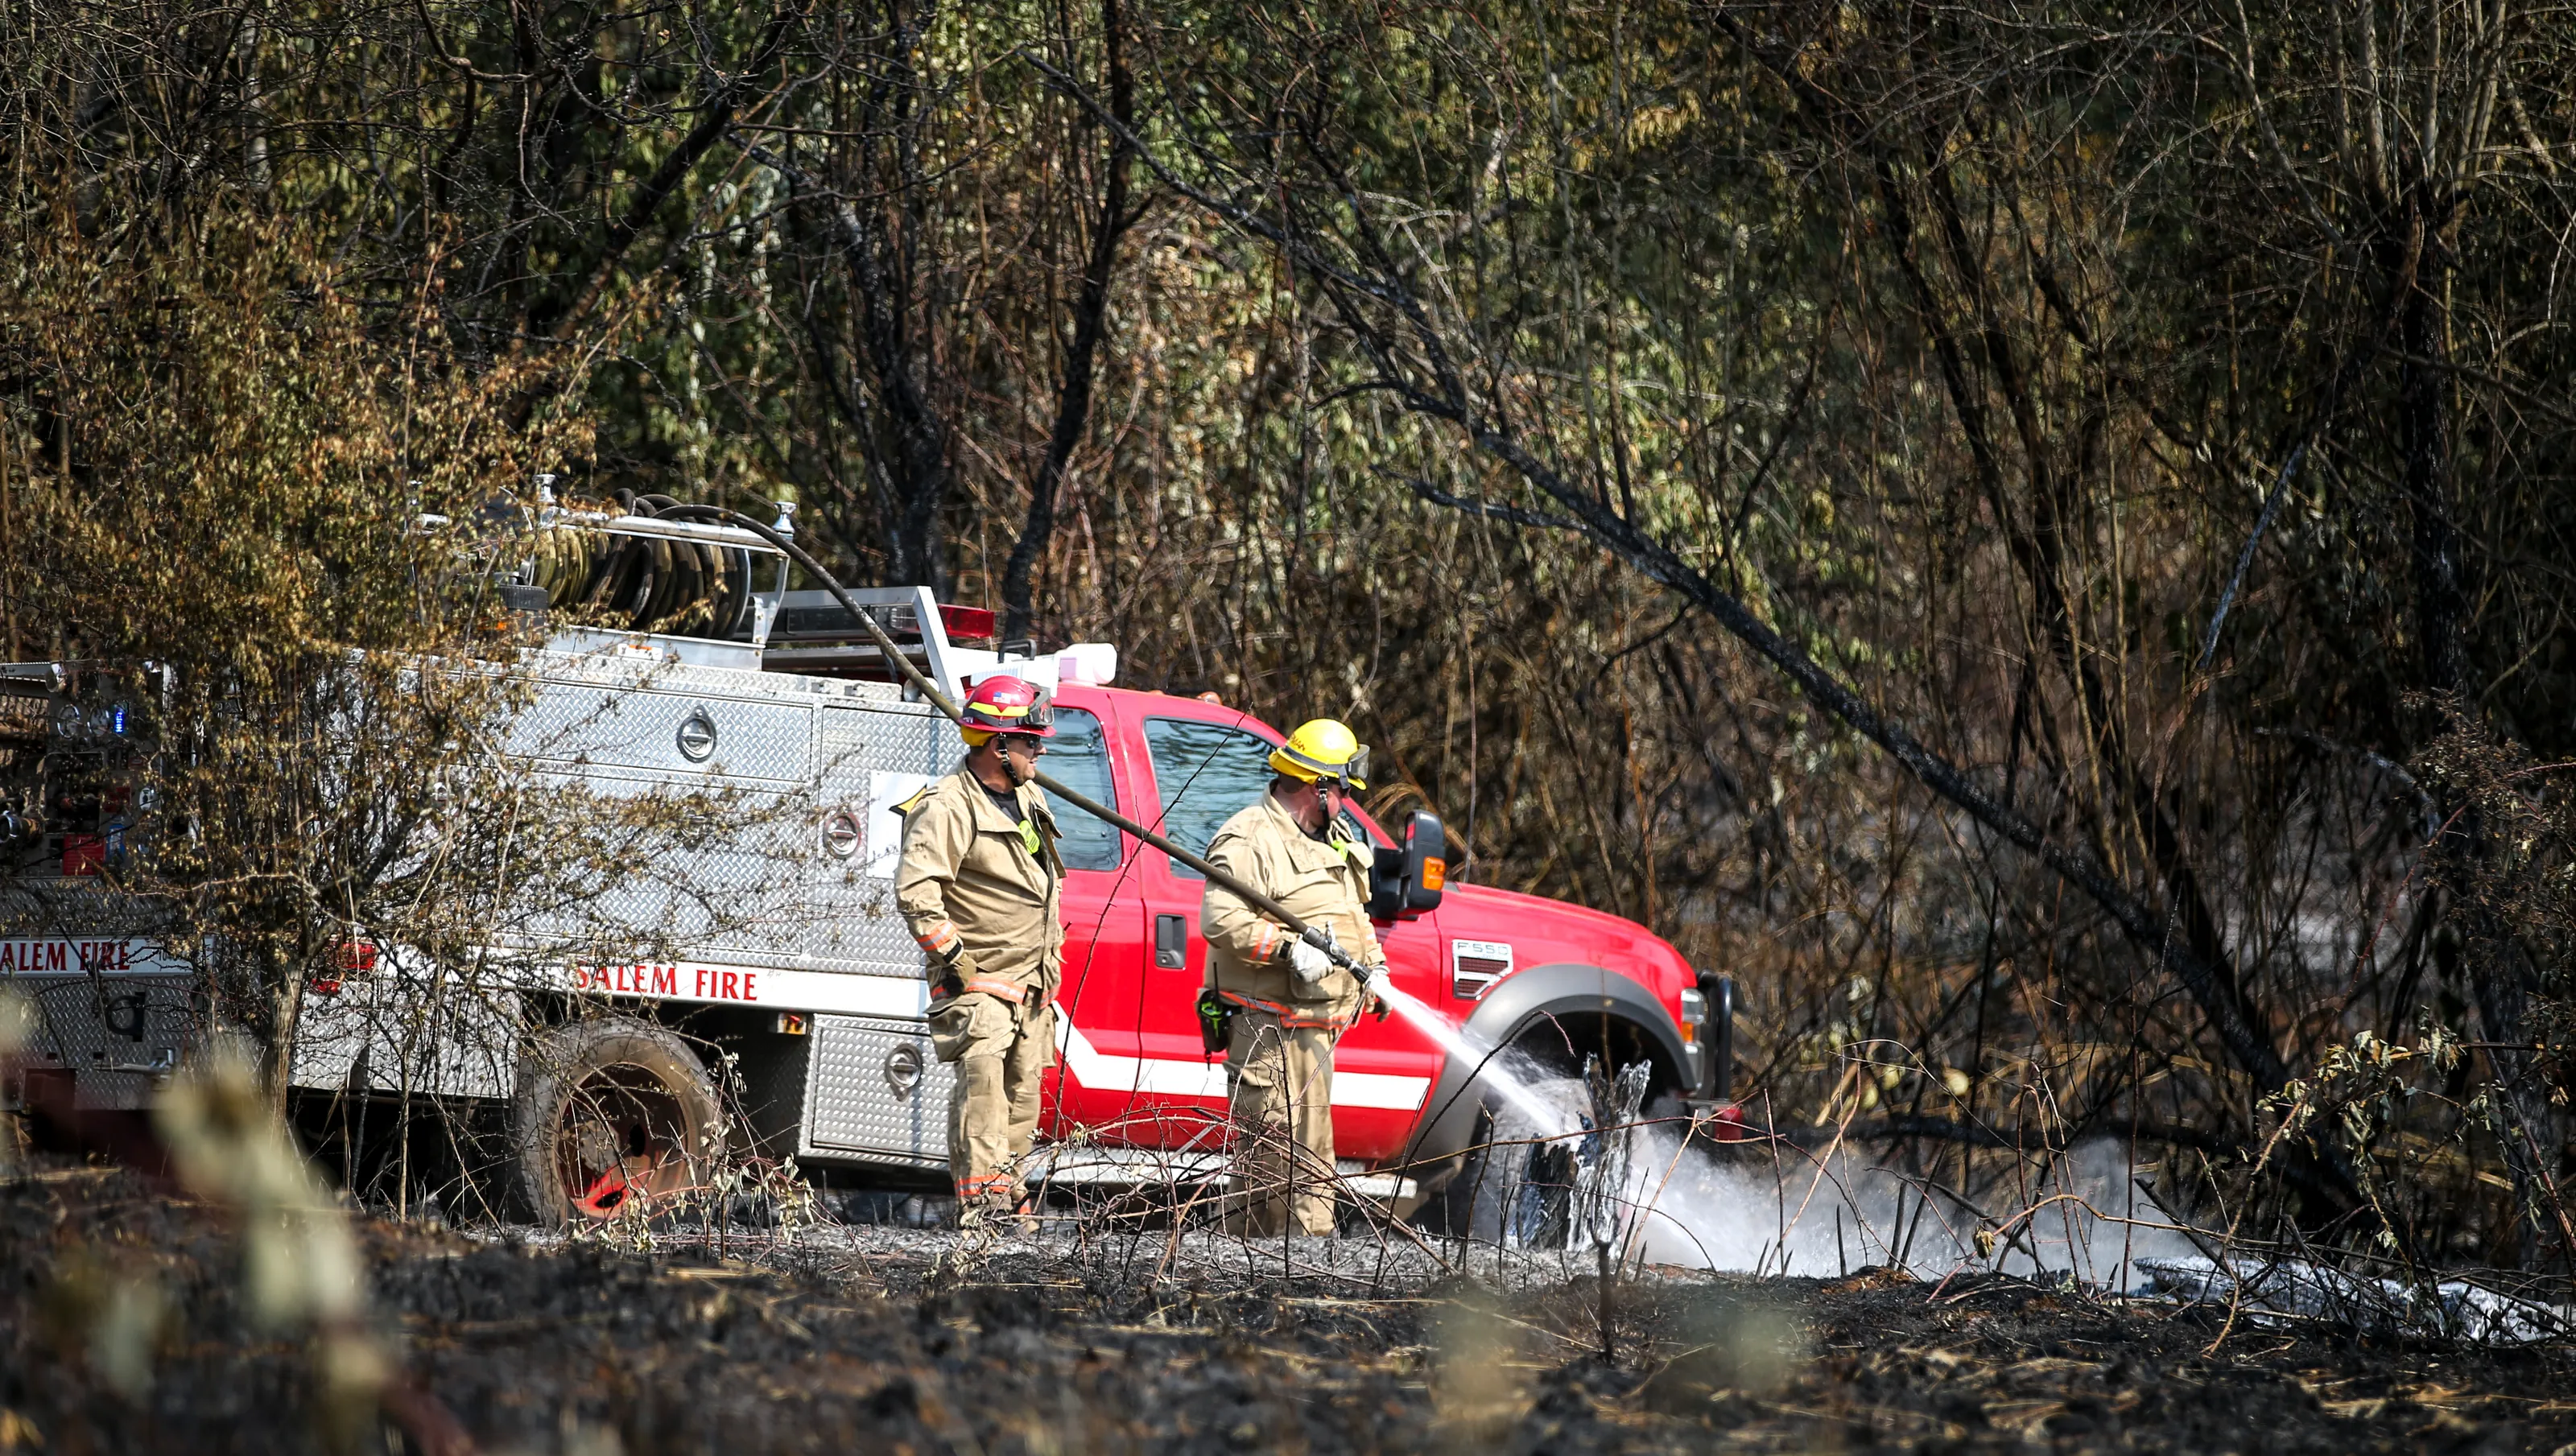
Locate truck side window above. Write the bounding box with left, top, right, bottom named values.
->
left=1141, top=717, right=1277, bottom=879
left=1041, top=707, right=1122, bottom=871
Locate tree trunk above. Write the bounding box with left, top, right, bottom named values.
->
left=1001, top=0, right=1134, bottom=646
left=2395, top=189, right=2557, bottom=1264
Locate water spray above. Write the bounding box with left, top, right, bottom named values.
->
left=1362, top=975, right=1578, bottom=1138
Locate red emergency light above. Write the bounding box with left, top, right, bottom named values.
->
left=938, top=604, right=997, bottom=643
left=310, top=938, right=378, bottom=996
left=60, top=834, right=103, bottom=877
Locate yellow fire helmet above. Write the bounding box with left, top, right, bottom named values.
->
left=1269, top=718, right=1370, bottom=791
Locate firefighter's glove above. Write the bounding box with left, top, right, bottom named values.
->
left=931, top=954, right=976, bottom=1003
left=1286, top=930, right=1335, bottom=993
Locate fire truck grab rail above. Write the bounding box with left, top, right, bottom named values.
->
left=650, top=504, right=1375, bottom=980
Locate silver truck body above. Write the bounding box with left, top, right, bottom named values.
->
left=3, top=533, right=1010, bottom=1175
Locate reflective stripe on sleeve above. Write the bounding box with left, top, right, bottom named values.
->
left=916, top=922, right=962, bottom=958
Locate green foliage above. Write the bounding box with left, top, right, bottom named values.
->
left=10, top=0, right=2576, bottom=1260
left=0, top=191, right=780, bottom=1101
left=3, top=210, right=575, bottom=676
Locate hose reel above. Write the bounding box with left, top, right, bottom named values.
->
left=514, top=513, right=757, bottom=638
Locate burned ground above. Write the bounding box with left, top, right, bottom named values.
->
left=5, top=1156, right=2573, bottom=1454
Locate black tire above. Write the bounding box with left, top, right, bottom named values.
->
left=1430, top=1112, right=1558, bottom=1245
left=1423, top=1068, right=1590, bottom=1246
left=514, top=1017, right=722, bottom=1226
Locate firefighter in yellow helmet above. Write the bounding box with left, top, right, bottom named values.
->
left=895, top=675, right=1065, bottom=1227
left=1198, top=718, right=1390, bottom=1235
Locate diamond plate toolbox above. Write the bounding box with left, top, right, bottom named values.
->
left=803, top=1013, right=952, bottom=1166
left=11, top=975, right=202, bottom=1110
left=509, top=655, right=819, bottom=786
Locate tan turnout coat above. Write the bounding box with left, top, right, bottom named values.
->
left=1200, top=793, right=1386, bottom=1029
left=894, top=765, right=1065, bottom=1000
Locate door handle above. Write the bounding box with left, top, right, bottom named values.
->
left=1154, top=914, right=1188, bottom=969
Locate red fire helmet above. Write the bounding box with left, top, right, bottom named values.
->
left=960, top=674, right=1056, bottom=738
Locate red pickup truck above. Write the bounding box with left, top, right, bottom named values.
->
left=1008, top=679, right=1729, bottom=1217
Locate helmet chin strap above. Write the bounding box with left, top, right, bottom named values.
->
left=1278, top=777, right=1335, bottom=834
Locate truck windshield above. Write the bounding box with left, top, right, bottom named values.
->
left=1042, top=707, right=1121, bottom=870
left=1141, top=716, right=1276, bottom=879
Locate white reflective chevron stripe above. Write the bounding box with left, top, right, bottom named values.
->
left=1329, top=1070, right=1435, bottom=1111
left=515, top=963, right=1436, bottom=1113
left=1051, top=1018, right=1430, bottom=1111
left=1052, top=1016, right=1226, bottom=1099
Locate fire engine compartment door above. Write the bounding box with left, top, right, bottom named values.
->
left=508, top=664, right=818, bottom=786
left=803, top=698, right=953, bottom=976
left=503, top=661, right=825, bottom=969
left=10, top=975, right=200, bottom=1111
left=288, top=955, right=518, bottom=1101
left=802, top=1013, right=952, bottom=1166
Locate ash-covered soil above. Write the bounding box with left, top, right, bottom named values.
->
left=6, top=1156, right=2574, bottom=1454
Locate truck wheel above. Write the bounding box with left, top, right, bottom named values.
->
left=1435, top=1073, right=1587, bottom=1247
left=514, top=1018, right=721, bottom=1226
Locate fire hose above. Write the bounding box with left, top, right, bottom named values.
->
left=648, top=504, right=1389, bottom=998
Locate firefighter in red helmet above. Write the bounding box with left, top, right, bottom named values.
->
left=894, top=674, right=1065, bottom=1227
